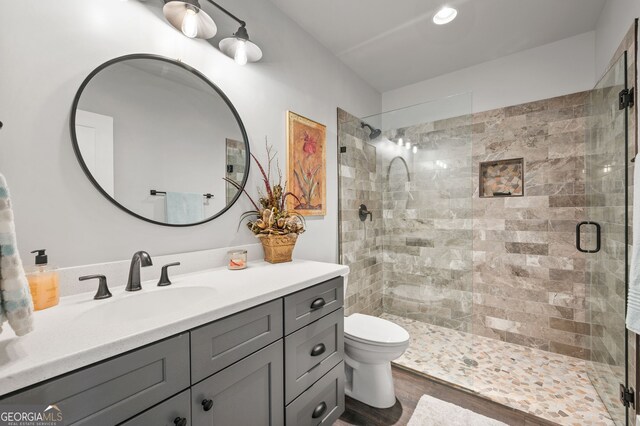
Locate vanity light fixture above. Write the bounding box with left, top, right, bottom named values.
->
left=163, top=0, right=263, bottom=64
left=433, top=6, right=458, bottom=25
left=219, top=25, right=263, bottom=65
left=163, top=0, right=217, bottom=39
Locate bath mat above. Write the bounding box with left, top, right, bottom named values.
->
left=407, top=394, right=508, bottom=426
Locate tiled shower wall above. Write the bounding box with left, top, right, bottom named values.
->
left=471, top=92, right=590, bottom=358
left=338, top=108, right=383, bottom=316
left=339, top=91, right=596, bottom=359
left=382, top=116, right=474, bottom=333
left=377, top=92, right=593, bottom=359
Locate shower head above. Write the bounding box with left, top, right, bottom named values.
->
left=360, top=122, right=382, bottom=140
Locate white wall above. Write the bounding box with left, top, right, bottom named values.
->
left=595, top=0, right=640, bottom=79
left=382, top=32, right=596, bottom=115
left=0, top=0, right=381, bottom=267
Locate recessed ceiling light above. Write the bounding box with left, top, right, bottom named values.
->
left=433, top=6, right=457, bottom=25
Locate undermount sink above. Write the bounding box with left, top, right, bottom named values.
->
left=76, top=287, right=216, bottom=325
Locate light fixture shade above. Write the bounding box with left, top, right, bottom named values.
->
left=219, top=37, right=263, bottom=64
left=163, top=0, right=217, bottom=39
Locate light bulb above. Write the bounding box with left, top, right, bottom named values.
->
left=234, top=40, right=248, bottom=65
left=181, top=8, right=198, bottom=38
left=433, top=6, right=457, bottom=25
left=405, top=141, right=411, bottom=150
left=397, top=137, right=403, bottom=146
left=412, top=145, right=418, bottom=154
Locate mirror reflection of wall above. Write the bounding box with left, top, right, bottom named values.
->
left=225, top=138, right=246, bottom=204
left=73, top=56, right=249, bottom=226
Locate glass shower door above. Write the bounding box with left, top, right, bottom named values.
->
left=585, top=52, right=629, bottom=426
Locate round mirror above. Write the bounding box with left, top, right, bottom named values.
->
left=70, top=54, right=250, bottom=226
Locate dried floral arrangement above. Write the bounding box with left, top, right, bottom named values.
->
left=225, top=142, right=305, bottom=236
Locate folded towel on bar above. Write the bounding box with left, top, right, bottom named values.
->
left=165, top=191, right=204, bottom=225
left=627, top=159, right=640, bottom=333
left=0, top=174, right=34, bottom=336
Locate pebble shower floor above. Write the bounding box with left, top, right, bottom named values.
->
left=382, top=314, right=616, bottom=426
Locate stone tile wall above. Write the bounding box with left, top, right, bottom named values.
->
left=470, top=92, right=591, bottom=359
left=381, top=115, right=475, bottom=333
left=337, top=108, right=384, bottom=316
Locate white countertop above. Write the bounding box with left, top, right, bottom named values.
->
left=0, top=260, right=349, bottom=396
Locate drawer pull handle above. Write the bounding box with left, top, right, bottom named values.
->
left=312, top=401, right=328, bottom=419
left=310, top=343, right=326, bottom=357
left=202, top=398, right=214, bottom=411
left=174, top=417, right=187, bottom=426
left=310, top=298, right=326, bottom=310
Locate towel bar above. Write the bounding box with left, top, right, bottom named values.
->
left=150, top=190, right=214, bottom=200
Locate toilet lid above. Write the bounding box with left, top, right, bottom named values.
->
left=344, top=314, right=410, bottom=345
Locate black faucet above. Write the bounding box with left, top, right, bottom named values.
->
left=126, top=251, right=153, bottom=291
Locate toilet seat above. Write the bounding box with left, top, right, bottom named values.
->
left=344, top=313, right=410, bottom=346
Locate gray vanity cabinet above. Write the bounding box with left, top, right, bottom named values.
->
left=1, top=276, right=346, bottom=426
left=283, top=277, right=345, bottom=426
left=191, top=340, right=284, bottom=426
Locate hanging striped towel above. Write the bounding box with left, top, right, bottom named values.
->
left=0, top=174, right=34, bottom=336
left=627, top=161, right=640, bottom=333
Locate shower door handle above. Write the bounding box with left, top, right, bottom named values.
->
left=576, top=221, right=601, bottom=253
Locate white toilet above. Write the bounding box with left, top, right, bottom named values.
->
left=342, top=275, right=410, bottom=409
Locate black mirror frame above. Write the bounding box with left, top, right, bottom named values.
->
left=70, top=53, right=251, bottom=227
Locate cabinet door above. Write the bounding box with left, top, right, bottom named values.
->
left=191, top=340, right=284, bottom=426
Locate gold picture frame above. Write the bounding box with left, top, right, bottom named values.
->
left=286, top=111, right=327, bottom=216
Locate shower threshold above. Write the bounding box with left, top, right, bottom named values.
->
left=381, top=313, right=615, bottom=426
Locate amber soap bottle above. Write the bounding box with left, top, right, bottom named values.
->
left=26, top=249, right=60, bottom=311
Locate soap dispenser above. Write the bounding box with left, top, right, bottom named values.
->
left=26, top=249, right=60, bottom=311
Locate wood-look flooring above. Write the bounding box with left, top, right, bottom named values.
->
left=334, top=366, right=559, bottom=426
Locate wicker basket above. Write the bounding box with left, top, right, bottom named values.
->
left=258, top=233, right=298, bottom=263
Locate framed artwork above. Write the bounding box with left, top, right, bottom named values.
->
left=286, top=111, right=327, bottom=216
left=479, top=158, right=524, bottom=198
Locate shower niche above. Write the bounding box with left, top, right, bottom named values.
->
left=479, top=158, right=524, bottom=197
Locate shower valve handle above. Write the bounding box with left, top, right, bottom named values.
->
left=359, top=204, right=373, bottom=222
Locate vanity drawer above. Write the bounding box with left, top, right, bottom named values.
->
left=2, top=334, right=190, bottom=426
left=121, top=389, right=191, bottom=426
left=190, top=299, right=283, bottom=384
left=285, top=361, right=345, bottom=426
left=284, top=276, right=343, bottom=334
left=284, top=308, right=344, bottom=403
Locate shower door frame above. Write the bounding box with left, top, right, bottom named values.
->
left=585, top=49, right=633, bottom=426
